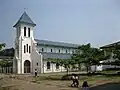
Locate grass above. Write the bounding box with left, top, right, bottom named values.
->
left=1, top=70, right=120, bottom=90
left=31, top=75, right=120, bottom=90
left=31, top=70, right=120, bottom=88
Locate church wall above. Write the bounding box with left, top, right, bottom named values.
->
left=19, top=24, right=34, bottom=74
left=31, top=45, right=43, bottom=74
left=37, top=45, right=75, bottom=54
left=43, top=61, right=66, bottom=73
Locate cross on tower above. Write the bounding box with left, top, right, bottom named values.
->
left=24, top=8, right=26, bottom=12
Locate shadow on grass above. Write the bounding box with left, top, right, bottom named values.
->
left=89, top=82, right=120, bottom=90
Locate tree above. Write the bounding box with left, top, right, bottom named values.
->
left=72, top=43, right=109, bottom=73
left=90, top=48, right=109, bottom=72
left=72, top=43, right=93, bottom=72
left=0, top=48, right=14, bottom=57
left=0, top=59, right=12, bottom=67
left=0, top=43, right=5, bottom=51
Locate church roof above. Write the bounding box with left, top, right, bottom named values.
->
left=13, top=12, right=36, bottom=27
left=35, top=39, right=79, bottom=48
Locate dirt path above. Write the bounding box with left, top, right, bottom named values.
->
left=0, top=75, right=120, bottom=90
left=0, top=76, right=78, bottom=90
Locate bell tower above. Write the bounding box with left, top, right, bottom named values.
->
left=13, top=12, right=36, bottom=74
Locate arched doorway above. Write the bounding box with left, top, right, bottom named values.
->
left=24, top=60, right=31, bottom=73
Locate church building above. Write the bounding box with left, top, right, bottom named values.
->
left=13, top=12, right=79, bottom=74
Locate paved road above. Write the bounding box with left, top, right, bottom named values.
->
left=89, top=83, right=120, bottom=90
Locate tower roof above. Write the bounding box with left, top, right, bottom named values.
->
left=13, top=12, right=36, bottom=27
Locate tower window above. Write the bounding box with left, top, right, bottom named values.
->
left=28, top=28, right=30, bottom=37
left=59, top=49, right=60, bottom=53
left=42, top=48, right=44, bottom=52
left=29, top=46, right=31, bottom=53
left=24, top=45, right=26, bottom=53
left=27, top=44, right=28, bottom=52
left=47, top=62, right=50, bottom=69
left=51, top=49, right=52, bottom=52
left=24, top=27, right=26, bottom=36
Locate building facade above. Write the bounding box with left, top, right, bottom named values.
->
left=91, top=42, right=120, bottom=72
left=13, top=12, right=78, bottom=74
left=98, top=41, right=120, bottom=71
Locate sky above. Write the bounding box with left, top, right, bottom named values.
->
left=0, top=0, right=120, bottom=48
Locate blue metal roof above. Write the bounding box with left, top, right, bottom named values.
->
left=35, top=39, right=79, bottom=48
left=13, top=12, right=36, bottom=27
left=41, top=52, right=71, bottom=59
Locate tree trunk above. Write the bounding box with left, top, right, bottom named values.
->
left=86, top=66, right=89, bottom=73
left=61, top=66, right=62, bottom=72
left=78, top=64, right=81, bottom=71
left=86, top=63, right=89, bottom=73
left=67, top=68, right=69, bottom=75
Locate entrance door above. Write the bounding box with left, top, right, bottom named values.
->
left=24, top=60, right=31, bottom=73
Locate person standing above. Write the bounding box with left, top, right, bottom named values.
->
left=71, top=74, right=75, bottom=87
left=75, top=74, right=79, bottom=88
left=35, top=69, right=37, bottom=77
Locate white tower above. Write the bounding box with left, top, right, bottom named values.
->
left=13, top=12, right=36, bottom=74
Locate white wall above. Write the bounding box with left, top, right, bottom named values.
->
left=21, top=24, right=33, bottom=74
left=91, top=61, right=120, bottom=72
left=14, top=23, right=35, bottom=74
left=91, top=65, right=103, bottom=71
left=37, top=45, right=75, bottom=54
left=43, top=61, right=66, bottom=73
left=31, top=44, right=43, bottom=74
left=21, top=24, right=34, bottom=39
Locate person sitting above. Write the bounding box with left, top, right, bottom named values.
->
left=82, top=81, right=89, bottom=90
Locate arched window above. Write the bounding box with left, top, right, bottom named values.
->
left=47, top=62, right=50, bottom=69
left=56, top=63, right=59, bottom=69
left=36, top=62, right=38, bottom=66
left=59, top=49, right=60, bottom=53
left=42, top=48, right=44, bottom=52
left=66, top=50, right=67, bottom=53
left=51, top=49, right=52, bottom=52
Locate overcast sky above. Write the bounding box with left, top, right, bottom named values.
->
left=0, top=0, right=120, bottom=48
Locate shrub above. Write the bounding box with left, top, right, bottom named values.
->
left=117, top=72, right=120, bottom=75
left=61, top=74, right=71, bottom=80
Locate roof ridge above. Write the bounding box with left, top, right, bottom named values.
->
left=35, top=39, right=79, bottom=45
left=35, top=39, right=79, bottom=48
